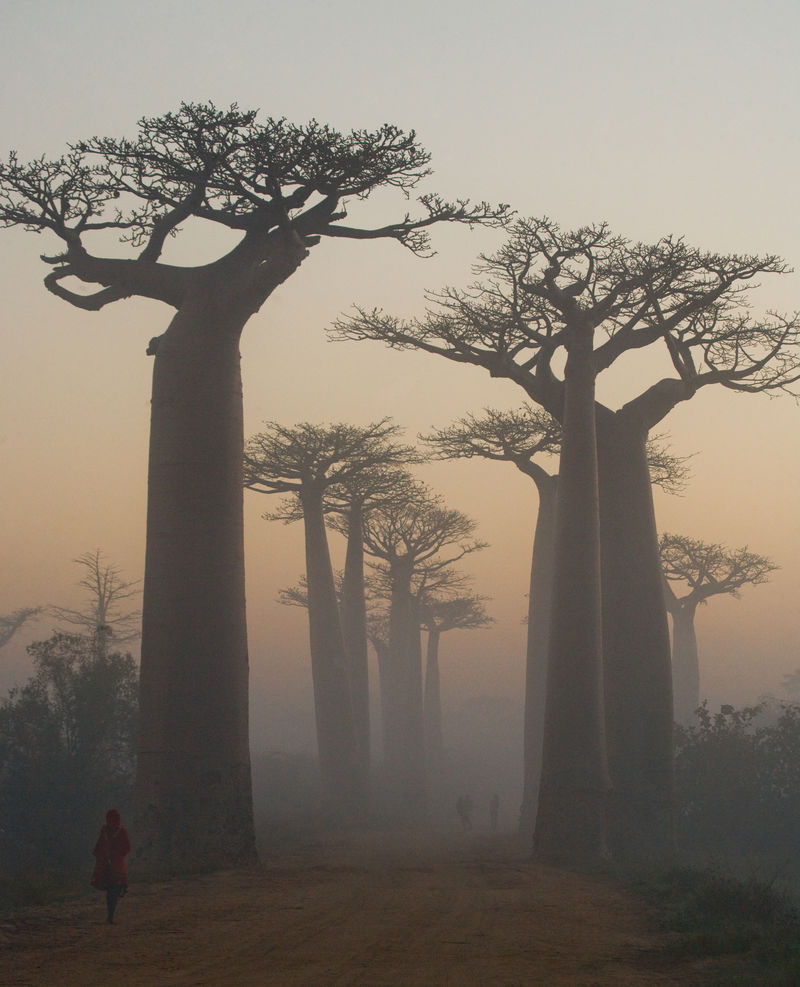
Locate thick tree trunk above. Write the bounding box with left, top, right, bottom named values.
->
left=518, top=477, right=557, bottom=839
left=371, top=636, right=391, bottom=762
left=302, top=486, right=362, bottom=817
left=534, top=329, right=610, bottom=863
left=387, top=563, right=427, bottom=820
left=136, top=296, right=255, bottom=874
left=341, top=502, right=370, bottom=799
left=135, top=232, right=308, bottom=874
left=597, top=417, right=674, bottom=856
left=670, top=603, right=700, bottom=725
left=423, top=627, right=443, bottom=776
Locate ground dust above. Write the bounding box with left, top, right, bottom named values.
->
left=1, top=830, right=713, bottom=985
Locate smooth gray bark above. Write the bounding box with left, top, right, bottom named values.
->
left=423, top=627, right=443, bottom=773
left=301, top=486, right=361, bottom=815
left=387, top=562, right=427, bottom=820
left=597, top=417, right=674, bottom=856
left=534, top=329, right=610, bottom=863
left=135, top=233, right=308, bottom=873
left=668, top=602, right=700, bottom=725
left=136, top=297, right=255, bottom=873
left=518, top=477, right=557, bottom=839
left=341, top=501, right=371, bottom=796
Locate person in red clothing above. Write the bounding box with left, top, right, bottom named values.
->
left=91, top=808, right=131, bottom=924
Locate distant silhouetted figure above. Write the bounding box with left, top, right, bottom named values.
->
left=91, top=808, right=130, bottom=924
left=489, top=793, right=500, bottom=831
left=457, top=795, right=473, bottom=831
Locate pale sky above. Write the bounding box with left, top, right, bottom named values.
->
left=1, top=0, right=799, bottom=750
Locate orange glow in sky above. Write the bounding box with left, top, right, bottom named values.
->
left=1, top=1, right=799, bottom=753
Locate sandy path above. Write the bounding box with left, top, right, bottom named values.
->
left=1, top=831, right=709, bottom=986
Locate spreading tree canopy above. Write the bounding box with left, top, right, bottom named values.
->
left=660, top=534, right=778, bottom=722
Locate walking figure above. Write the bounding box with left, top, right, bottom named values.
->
left=91, top=808, right=131, bottom=924
left=456, top=794, right=473, bottom=831
left=489, top=793, right=499, bottom=831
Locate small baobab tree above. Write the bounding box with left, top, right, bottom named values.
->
left=418, top=591, right=493, bottom=780
left=660, top=534, right=777, bottom=723
left=0, top=102, right=505, bottom=870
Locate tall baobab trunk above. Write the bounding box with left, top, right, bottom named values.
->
left=135, top=233, right=307, bottom=873
left=668, top=601, right=700, bottom=724
left=423, top=626, right=443, bottom=779
left=387, top=562, right=427, bottom=820
left=534, top=327, right=610, bottom=863
left=301, top=485, right=361, bottom=816
left=340, top=501, right=371, bottom=799
left=136, top=293, right=255, bottom=873
left=370, top=632, right=392, bottom=761
left=597, top=417, right=674, bottom=856
left=518, top=477, right=557, bottom=839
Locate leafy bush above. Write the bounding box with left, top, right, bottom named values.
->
left=633, top=863, right=800, bottom=982
left=0, top=633, right=137, bottom=877
left=674, top=700, right=800, bottom=860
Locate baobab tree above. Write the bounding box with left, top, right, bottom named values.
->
left=49, top=550, right=140, bottom=657
left=660, top=534, right=777, bottom=723
left=0, top=102, right=505, bottom=870
left=418, top=592, right=493, bottom=780
left=421, top=404, right=560, bottom=838
left=322, top=466, right=421, bottom=785
left=244, top=420, right=414, bottom=815
left=334, top=217, right=800, bottom=860
left=424, top=409, right=690, bottom=837
left=361, top=485, right=486, bottom=819
left=366, top=610, right=392, bottom=757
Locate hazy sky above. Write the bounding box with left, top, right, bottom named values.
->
left=1, top=0, right=799, bottom=749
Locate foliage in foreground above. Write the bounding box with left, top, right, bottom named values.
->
left=632, top=864, right=800, bottom=983
left=674, top=700, right=800, bottom=859
left=0, top=633, right=138, bottom=878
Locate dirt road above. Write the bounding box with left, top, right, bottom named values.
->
left=1, top=831, right=710, bottom=985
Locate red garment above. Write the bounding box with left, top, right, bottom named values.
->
left=91, top=823, right=131, bottom=890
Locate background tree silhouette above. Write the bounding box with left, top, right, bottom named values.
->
left=421, top=405, right=560, bottom=838
left=360, top=484, right=485, bottom=819
left=244, top=420, right=414, bottom=816
left=0, top=102, right=505, bottom=870
left=418, top=592, right=493, bottom=788
left=660, top=534, right=778, bottom=722
left=49, top=550, right=140, bottom=657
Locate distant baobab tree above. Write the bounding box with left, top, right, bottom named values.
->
left=321, top=465, right=421, bottom=795
left=49, top=550, right=140, bottom=657
left=360, top=484, right=486, bottom=819
left=660, top=534, right=778, bottom=723
left=244, top=420, right=415, bottom=817
left=0, top=607, right=41, bottom=649
left=334, top=216, right=800, bottom=862
left=0, top=102, right=506, bottom=871
left=421, top=405, right=560, bottom=838
left=418, top=592, right=493, bottom=779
